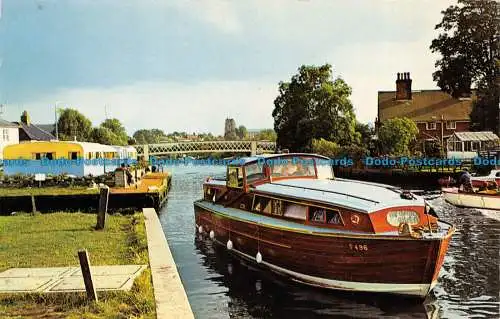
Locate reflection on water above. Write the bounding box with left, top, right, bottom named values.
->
left=160, top=165, right=500, bottom=319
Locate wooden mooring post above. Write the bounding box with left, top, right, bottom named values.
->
left=78, top=249, right=98, bottom=302
left=30, top=195, right=37, bottom=215
left=95, top=185, right=109, bottom=230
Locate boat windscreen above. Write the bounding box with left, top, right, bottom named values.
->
left=270, top=157, right=315, bottom=178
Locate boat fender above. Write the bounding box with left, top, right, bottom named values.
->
left=209, top=230, right=215, bottom=239
left=227, top=240, right=233, bottom=250
left=198, top=225, right=203, bottom=233
left=256, top=252, right=263, bottom=263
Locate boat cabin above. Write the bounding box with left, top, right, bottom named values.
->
left=225, top=153, right=333, bottom=190
left=202, top=153, right=439, bottom=236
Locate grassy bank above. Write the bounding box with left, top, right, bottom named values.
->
left=0, top=212, right=155, bottom=318
left=0, top=186, right=99, bottom=197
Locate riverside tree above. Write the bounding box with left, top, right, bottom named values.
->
left=272, top=64, right=359, bottom=152
left=101, top=118, right=129, bottom=145
left=430, top=0, right=499, bottom=134
left=57, top=108, right=93, bottom=141
left=133, top=129, right=167, bottom=144
left=378, top=118, right=418, bottom=156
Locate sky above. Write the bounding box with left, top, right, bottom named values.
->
left=0, top=0, right=456, bottom=135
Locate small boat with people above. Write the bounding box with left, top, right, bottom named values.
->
left=442, top=187, right=500, bottom=210
left=194, top=153, right=455, bottom=298
left=441, top=167, right=500, bottom=210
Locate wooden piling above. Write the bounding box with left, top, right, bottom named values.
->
left=95, top=186, right=109, bottom=230
left=30, top=195, right=37, bottom=215
left=78, top=249, right=98, bottom=302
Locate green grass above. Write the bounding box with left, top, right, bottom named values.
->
left=0, top=186, right=99, bottom=197
left=0, top=212, right=155, bottom=318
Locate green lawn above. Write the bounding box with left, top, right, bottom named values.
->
left=0, top=212, right=155, bottom=318
left=0, top=186, right=99, bottom=197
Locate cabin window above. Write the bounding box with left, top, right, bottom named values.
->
left=227, top=167, right=244, bottom=188
left=245, top=163, right=265, bottom=184
left=270, top=157, right=316, bottom=178
left=271, top=199, right=283, bottom=216
left=309, top=208, right=325, bottom=223
left=496, top=172, right=500, bottom=177
left=315, top=162, right=333, bottom=180
left=308, top=207, right=343, bottom=225
left=33, top=152, right=54, bottom=160
left=283, top=203, right=307, bottom=220
left=252, top=196, right=272, bottom=214
left=326, top=210, right=342, bottom=225
left=69, top=152, right=78, bottom=160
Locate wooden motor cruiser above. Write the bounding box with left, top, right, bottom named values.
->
left=194, top=153, right=455, bottom=298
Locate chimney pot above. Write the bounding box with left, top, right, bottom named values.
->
left=395, top=71, right=413, bottom=100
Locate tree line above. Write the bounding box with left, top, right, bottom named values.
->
left=56, top=108, right=277, bottom=146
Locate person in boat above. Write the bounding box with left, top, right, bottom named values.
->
left=458, top=168, right=474, bottom=193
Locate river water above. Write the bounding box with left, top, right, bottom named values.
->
left=159, top=165, right=500, bottom=319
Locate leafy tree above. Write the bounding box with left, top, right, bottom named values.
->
left=430, top=0, right=499, bottom=133
left=355, top=122, right=375, bottom=146
left=235, top=125, right=248, bottom=139
left=256, top=129, right=277, bottom=141
left=378, top=118, right=419, bottom=156
left=312, top=138, right=339, bottom=158
left=133, top=129, right=167, bottom=144
left=273, top=64, right=358, bottom=152
left=101, top=118, right=128, bottom=145
left=90, top=127, right=115, bottom=145
left=57, top=108, right=92, bottom=141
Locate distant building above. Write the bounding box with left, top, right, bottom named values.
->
left=0, top=118, right=20, bottom=160
left=13, top=111, right=56, bottom=142
left=224, top=118, right=236, bottom=139
left=446, top=131, right=499, bottom=159
left=377, top=72, right=475, bottom=150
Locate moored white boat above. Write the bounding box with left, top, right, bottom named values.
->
left=442, top=187, right=500, bottom=210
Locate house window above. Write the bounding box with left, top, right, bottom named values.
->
left=426, top=122, right=437, bottom=130
left=2, top=129, right=9, bottom=142
left=33, top=153, right=41, bottom=160
left=69, top=152, right=79, bottom=160
left=446, top=121, right=456, bottom=130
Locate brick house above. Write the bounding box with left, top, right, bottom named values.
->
left=376, top=72, right=475, bottom=151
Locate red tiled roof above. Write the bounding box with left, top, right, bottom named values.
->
left=378, top=90, right=475, bottom=122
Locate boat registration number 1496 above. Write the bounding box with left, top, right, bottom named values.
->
left=349, top=243, right=368, bottom=251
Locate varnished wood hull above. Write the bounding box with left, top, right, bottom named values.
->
left=194, top=201, right=453, bottom=298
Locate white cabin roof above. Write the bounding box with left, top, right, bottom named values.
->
left=254, top=179, right=424, bottom=213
